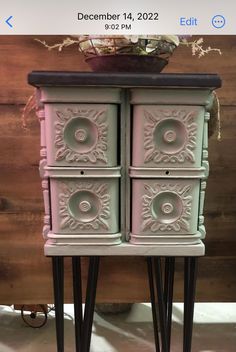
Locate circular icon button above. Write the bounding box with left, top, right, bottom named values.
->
left=212, top=15, right=226, bottom=29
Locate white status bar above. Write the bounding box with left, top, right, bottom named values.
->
left=0, top=0, right=235, bottom=34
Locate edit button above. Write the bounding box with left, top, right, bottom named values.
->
left=180, top=17, right=198, bottom=26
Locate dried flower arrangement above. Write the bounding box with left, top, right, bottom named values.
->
left=36, top=35, right=222, bottom=59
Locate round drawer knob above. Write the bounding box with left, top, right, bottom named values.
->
left=79, top=200, right=92, bottom=213
left=74, top=128, right=88, bottom=142
left=161, top=202, right=174, bottom=214
left=163, top=130, right=177, bottom=143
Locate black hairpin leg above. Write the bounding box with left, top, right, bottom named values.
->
left=164, top=257, right=175, bottom=351
left=184, top=257, right=190, bottom=350
left=82, top=256, right=100, bottom=352
left=183, top=257, right=198, bottom=352
left=147, top=257, right=160, bottom=352
left=154, top=258, right=168, bottom=352
left=72, top=257, right=83, bottom=352
left=52, top=256, right=64, bottom=352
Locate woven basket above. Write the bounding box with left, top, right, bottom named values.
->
left=78, top=36, right=177, bottom=72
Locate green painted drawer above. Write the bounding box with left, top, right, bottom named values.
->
left=132, top=105, right=205, bottom=168
left=50, top=175, right=120, bottom=236
left=131, top=178, right=200, bottom=239
left=44, top=104, right=118, bottom=167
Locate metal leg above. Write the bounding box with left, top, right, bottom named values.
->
left=183, top=257, right=198, bottom=352
left=164, top=257, right=175, bottom=352
left=82, top=256, right=100, bottom=352
left=184, top=257, right=190, bottom=350
left=52, top=257, right=64, bottom=352
left=147, top=257, right=160, bottom=352
left=154, top=258, right=168, bottom=352
left=72, top=257, right=83, bottom=352
left=164, top=259, right=169, bottom=309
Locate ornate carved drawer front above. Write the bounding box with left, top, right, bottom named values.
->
left=50, top=176, right=120, bottom=237
left=29, top=72, right=221, bottom=248
left=131, top=179, right=200, bottom=245
left=132, top=105, right=205, bottom=168
left=44, top=104, right=118, bottom=167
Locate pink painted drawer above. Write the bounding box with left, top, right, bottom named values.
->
left=132, top=105, right=205, bottom=168
left=44, top=104, right=118, bottom=167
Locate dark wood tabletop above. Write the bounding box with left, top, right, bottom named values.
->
left=28, top=71, right=222, bottom=89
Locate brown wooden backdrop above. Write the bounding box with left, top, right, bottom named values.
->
left=0, top=35, right=236, bottom=304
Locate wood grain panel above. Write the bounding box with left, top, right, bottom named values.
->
left=0, top=167, right=42, bottom=212
left=1, top=247, right=236, bottom=303
left=0, top=36, right=90, bottom=104
left=0, top=36, right=234, bottom=105
left=167, top=35, right=236, bottom=106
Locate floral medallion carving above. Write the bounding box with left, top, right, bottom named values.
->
left=55, top=108, right=108, bottom=164
left=142, top=183, right=192, bottom=232
left=59, top=181, right=110, bottom=231
left=143, top=109, right=197, bottom=164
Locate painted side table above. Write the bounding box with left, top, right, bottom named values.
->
left=28, top=72, right=221, bottom=352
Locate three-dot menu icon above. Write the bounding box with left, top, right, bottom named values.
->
left=212, top=15, right=226, bottom=29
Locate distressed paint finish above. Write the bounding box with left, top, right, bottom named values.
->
left=36, top=104, right=51, bottom=240
left=44, top=171, right=122, bottom=245
left=44, top=241, right=205, bottom=256
left=132, top=106, right=204, bottom=168
left=36, top=87, right=122, bottom=245
left=29, top=72, right=220, bottom=249
left=45, top=104, right=118, bottom=167
left=50, top=177, right=119, bottom=235
left=132, top=179, right=200, bottom=237
left=198, top=111, right=211, bottom=239
left=40, top=87, right=122, bottom=104
left=130, top=88, right=215, bottom=106
left=129, top=87, right=215, bottom=245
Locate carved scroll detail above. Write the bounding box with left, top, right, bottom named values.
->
left=58, top=181, right=110, bottom=231
left=141, top=183, right=192, bottom=232
left=54, top=108, right=108, bottom=164
left=144, top=109, right=197, bottom=164
left=37, top=107, right=50, bottom=239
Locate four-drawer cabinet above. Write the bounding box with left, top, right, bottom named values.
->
left=28, top=72, right=221, bottom=247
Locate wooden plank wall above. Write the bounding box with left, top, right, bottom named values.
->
left=0, top=36, right=236, bottom=304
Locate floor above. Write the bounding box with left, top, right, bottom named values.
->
left=0, top=303, right=235, bottom=351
